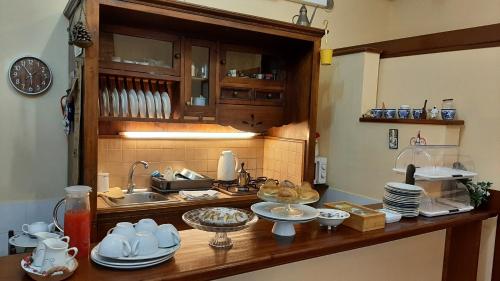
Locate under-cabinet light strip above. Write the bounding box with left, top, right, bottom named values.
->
left=119, top=131, right=258, bottom=139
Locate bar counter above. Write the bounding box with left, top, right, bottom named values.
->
left=0, top=207, right=496, bottom=281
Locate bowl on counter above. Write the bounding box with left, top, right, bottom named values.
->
left=370, top=109, right=384, bottom=118
left=316, top=208, right=350, bottom=229
left=441, top=109, right=456, bottom=120
left=384, top=109, right=397, bottom=119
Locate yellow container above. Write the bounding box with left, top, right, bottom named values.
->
left=320, top=49, right=333, bottom=65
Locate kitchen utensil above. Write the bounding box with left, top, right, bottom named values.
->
left=21, top=256, right=78, bottom=281
left=135, top=218, right=158, bottom=233
left=217, top=151, right=239, bottom=181
left=97, top=172, right=110, bottom=193
left=131, top=231, right=159, bottom=256
left=292, top=4, right=315, bottom=26
left=98, top=234, right=133, bottom=258
left=179, top=190, right=219, bottom=200
left=155, top=224, right=180, bottom=248
left=237, top=162, right=251, bottom=187
left=251, top=202, right=318, bottom=236
left=176, top=168, right=205, bottom=180
left=398, top=108, right=411, bottom=119
left=323, top=201, right=385, bottom=232
left=370, top=108, right=383, bottom=118
left=93, top=242, right=179, bottom=261
left=118, top=78, right=129, bottom=117
left=135, top=78, right=147, bottom=118
left=150, top=80, right=163, bottom=118
left=441, top=109, right=456, bottom=120
left=421, top=99, right=428, bottom=119
left=143, top=80, right=155, bottom=118
left=53, top=186, right=92, bottom=258
left=316, top=208, right=350, bottom=230
left=9, top=233, right=38, bottom=248
left=22, top=222, right=55, bottom=236
left=90, top=245, right=178, bottom=269
left=107, top=222, right=136, bottom=242
left=32, top=234, right=69, bottom=267
left=159, top=81, right=171, bottom=119
left=99, top=76, right=110, bottom=117
left=412, top=108, right=423, bottom=119
left=377, top=208, right=402, bottom=223
left=40, top=238, right=78, bottom=273
left=384, top=108, right=397, bottom=119
left=182, top=208, right=257, bottom=248
left=108, top=77, right=120, bottom=117
left=126, top=78, right=139, bottom=118
left=410, top=130, right=426, bottom=145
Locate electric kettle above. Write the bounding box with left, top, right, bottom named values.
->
left=217, top=150, right=239, bottom=181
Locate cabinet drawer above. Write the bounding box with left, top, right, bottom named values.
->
left=254, top=90, right=284, bottom=106
left=220, top=87, right=253, bottom=104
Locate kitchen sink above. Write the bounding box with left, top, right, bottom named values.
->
left=103, top=191, right=177, bottom=207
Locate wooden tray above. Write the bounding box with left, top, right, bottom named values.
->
left=323, top=201, right=385, bottom=232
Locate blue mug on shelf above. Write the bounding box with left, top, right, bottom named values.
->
left=413, top=109, right=424, bottom=119
left=398, top=109, right=411, bottom=119
left=384, top=109, right=397, bottom=119
left=441, top=109, right=456, bottom=120
left=371, top=109, right=384, bottom=118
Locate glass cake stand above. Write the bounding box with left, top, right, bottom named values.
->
left=182, top=208, right=258, bottom=249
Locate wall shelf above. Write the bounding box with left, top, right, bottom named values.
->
left=359, top=117, right=464, bottom=125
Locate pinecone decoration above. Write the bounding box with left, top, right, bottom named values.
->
left=71, top=21, right=93, bottom=48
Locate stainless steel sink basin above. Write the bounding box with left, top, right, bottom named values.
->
left=103, top=191, right=176, bottom=207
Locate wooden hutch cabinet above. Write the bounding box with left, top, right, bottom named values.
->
left=64, top=0, right=323, bottom=240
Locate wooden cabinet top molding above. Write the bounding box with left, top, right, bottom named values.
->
left=97, top=0, right=325, bottom=41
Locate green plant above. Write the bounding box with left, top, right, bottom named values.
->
left=464, top=181, right=492, bottom=208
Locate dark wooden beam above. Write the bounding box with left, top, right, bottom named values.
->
left=334, top=23, right=500, bottom=58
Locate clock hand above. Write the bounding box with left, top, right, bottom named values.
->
left=22, top=65, right=32, bottom=76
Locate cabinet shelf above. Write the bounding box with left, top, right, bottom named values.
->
left=99, top=61, right=181, bottom=81
left=359, top=117, right=464, bottom=126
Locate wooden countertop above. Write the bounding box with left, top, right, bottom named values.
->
left=1, top=208, right=496, bottom=281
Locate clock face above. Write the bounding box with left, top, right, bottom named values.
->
left=9, top=56, right=52, bottom=95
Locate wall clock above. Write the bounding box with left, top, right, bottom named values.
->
left=9, top=56, right=52, bottom=95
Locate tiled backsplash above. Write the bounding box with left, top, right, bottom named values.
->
left=99, top=139, right=264, bottom=188
left=98, top=137, right=305, bottom=188
left=263, top=138, right=305, bottom=184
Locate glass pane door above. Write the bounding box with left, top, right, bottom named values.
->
left=190, top=46, right=210, bottom=107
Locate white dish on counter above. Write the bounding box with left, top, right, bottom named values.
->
left=91, top=250, right=174, bottom=269
left=251, top=202, right=319, bottom=222
left=92, top=242, right=179, bottom=261
left=9, top=233, right=39, bottom=248
left=316, top=208, right=350, bottom=228
left=377, top=208, right=402, bottom=223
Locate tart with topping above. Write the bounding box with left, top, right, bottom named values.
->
left=199, top=207, right=249, bottom=227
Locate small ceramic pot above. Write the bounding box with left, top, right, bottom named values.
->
left=441, top=109, right=456, bottom=120
left=398, top=108, right=411, bottom=119
left=413, top=109, right=424, bottom=119
left=384, top=109, right=397, bottom=119
left=371, top=109, right=383, bottom=118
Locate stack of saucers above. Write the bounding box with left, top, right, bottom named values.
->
left=383, top=182, right=423, bottom=218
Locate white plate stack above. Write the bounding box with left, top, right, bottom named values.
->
left=383, top=182, right=423, bottom=218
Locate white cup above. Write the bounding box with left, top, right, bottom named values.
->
left=155, top=224, right=180, bottom=248
left=41, top=238, right=78, bottom=273
left=131, top=231, right=159, bottom=257
left=32, top=233, right=69, bottom=267
left=22, top=222, right=55, bottom=236
left=193, top=96, right=207, bottom=106
left=98, top=234, right=132, bottom=258
left=107, top=222, right=136, bottom=242
left=135, top=218, right=158, bottom=234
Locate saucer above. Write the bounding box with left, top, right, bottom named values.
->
left=93, top=242, right=180, bottom=261
left=21, top=255, right=78, bottom=281
left=9, top=233, right=38, bottom=248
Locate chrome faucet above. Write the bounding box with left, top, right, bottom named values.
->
left=127, top=161, right=149, bottom=194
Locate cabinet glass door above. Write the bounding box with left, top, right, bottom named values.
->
left=184, top=40, right=216, bottom=117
